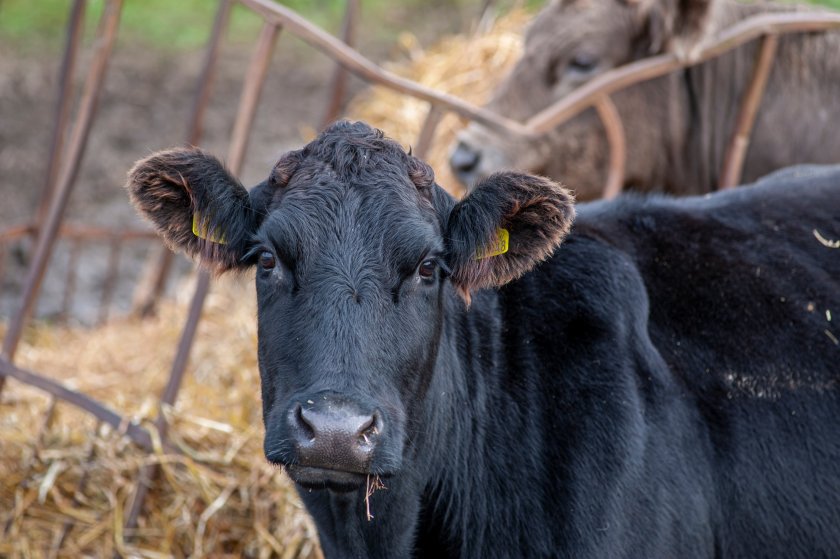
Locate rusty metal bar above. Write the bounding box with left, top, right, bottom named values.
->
left=133, top=250, right=174, bottom=318
left=238, top=0, right=529, bottom=137
left=0, top=224, right=32, bottom=242
left=719, top=34, right=779, bottom=189
left=413, top=103, right=444, bottom=160
left=123, top=272, right=211, bottom=534
left=320, top=0, right=360, bottom=129
left=228, top=22, right=282, bottom=172
left=594, top=96, right=627, bottom=199
left=186, top=0, right=233, bottom=146
left=0, top=224, right=156, bottom=243
left=124, top=20, right=281, bottom=534
left=525, top=13, right=840, bottom=136
left=0, top=359, right=152, bottom=450
left=132, top=245, right=174, bottom=317
left=0, top=0, right=123, bottom=380
left=52, top=227, right=155, bottom=241
left=59, top=238, right=82, bottom=324
left=35, top=0, right=87, bottom=227
left=132, top=0, right=234, bottom=318
left=98, top=236, right=122, bottom=325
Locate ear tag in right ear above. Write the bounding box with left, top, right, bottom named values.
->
left=475, top=228, right=509, bottom=260
left=192, top=212, right=227, bottom=245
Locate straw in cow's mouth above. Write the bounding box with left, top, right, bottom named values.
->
left=365, top=474, right=387, bottom=521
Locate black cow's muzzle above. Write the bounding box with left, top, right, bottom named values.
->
left=284, top=465, right=369, bottom=492
left=265, top=392, right=392, bottom=491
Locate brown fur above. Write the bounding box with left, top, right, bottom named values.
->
left=452, top=0, right=840, bottom=199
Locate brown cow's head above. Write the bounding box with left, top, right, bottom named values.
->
left=449, top=0, right=719, bottom=198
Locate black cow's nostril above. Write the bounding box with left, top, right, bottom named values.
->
left=357, top=411, right=380, bottom=444
left=295, top=403, right=316, bottom=441
left=450, top=142, right=482, bottom=174
left=358, top=414, right=374, bottom=436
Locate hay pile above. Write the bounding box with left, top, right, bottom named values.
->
left=0, top=9, right=532, bottom=557
left=348, top=7, right=530, bottom=196
left=1, top=274, right=321, bottom=558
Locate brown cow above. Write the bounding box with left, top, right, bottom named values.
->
left=449, top=0, right=840, bottom=199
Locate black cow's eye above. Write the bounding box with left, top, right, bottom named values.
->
left=259, top=250, right=276, bottom=270
left=418, top=259, right=437, bottom=279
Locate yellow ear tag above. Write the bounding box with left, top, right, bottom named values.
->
left=475, top=228, right=509, bottom=260
left=192, top=212, right=227, bottom=245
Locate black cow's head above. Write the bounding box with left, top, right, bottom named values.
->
left=127, top=121, right=574, bottom=492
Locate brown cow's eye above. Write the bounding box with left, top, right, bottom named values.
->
left=418, top=259, right=437, bottom=279
left=259, top=251, right=276, bottom=270
left=568, top=52, right=599, bottom=74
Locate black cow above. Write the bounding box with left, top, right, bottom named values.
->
left=127, top=121, right=840, bottom=559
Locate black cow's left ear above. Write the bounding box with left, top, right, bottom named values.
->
left=126, top=147, right=264, bottom=273
left=445, top=172, right=575, bottom=298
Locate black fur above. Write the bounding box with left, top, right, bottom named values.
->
left=128, top=123, right=840, bottom=559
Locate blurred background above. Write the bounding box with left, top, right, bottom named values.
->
left=1, top=0, right=838, bottom=556
left=0, top=0, right=536, bottom=324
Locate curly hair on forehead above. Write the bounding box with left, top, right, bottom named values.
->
left=301, top=121, right=434, bottom=191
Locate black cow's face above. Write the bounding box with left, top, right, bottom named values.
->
left=126, top=121, right=575, bottom=492
left=252, top=142, right=450, bottom=491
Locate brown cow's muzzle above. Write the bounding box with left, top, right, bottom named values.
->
left=450, top=140, right=484, bottom=188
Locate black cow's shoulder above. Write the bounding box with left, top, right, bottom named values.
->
left=493, top=167, right=840, bottom=558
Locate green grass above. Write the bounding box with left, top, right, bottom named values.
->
left=1, top=0, right=838, bottom=53
left=0, top=0, right=486, bottom=52
left=0, top=0, right=329, bottom=51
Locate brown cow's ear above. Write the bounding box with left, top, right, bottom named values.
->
left=126, top=147, right=263, bottom=273
left=445, top=172, right=575, bottom=300
left=634, top=0, right=717, bottom=57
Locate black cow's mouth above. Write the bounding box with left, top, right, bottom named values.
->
left=285, top=464, right=371, bottom=492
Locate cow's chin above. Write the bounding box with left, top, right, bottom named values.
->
left=285, top=464, right=369, bottom=493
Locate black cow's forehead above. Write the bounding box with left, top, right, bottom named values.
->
left=256, top=166, right=440, bottom=277
left=257, top=181, right=440, bottom=261
left=254, top=121, right=444, bottom=276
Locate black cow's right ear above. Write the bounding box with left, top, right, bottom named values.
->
left=126, top=147, right=263, bottom=273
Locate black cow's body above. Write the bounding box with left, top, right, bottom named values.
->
left=128, top=123, right=840, bottom=559
left=405, top=166, right=840, bottom=558
left=423, top=166, right=840, bottom=558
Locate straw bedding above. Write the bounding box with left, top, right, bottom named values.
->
left=0, top=9, right=529, bottom=558
left=1, top=276, right=322, bottom=558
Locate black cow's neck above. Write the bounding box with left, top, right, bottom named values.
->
left=414, top=285, right=533, bottom=557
